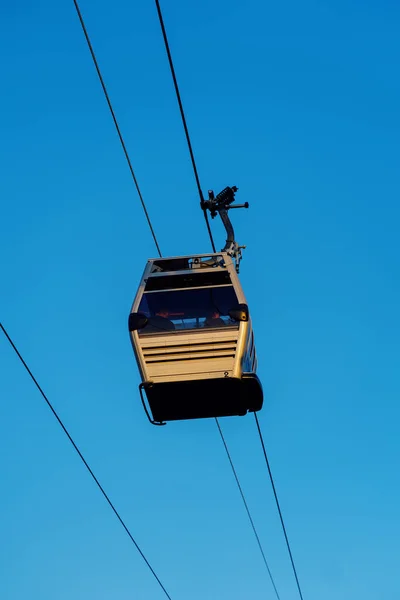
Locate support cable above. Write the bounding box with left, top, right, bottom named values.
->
left=215, top=418, right=281, bottom=599
left=0, top=322, right=172, bottom=600
left=72, top=0, right=162, bottom=257
left=7, top=5, right=297, bottom=599
left=153, top=0, right=216, bottom=253
left=152, top=3, right=281, bottom=592
left=254, top=413, right=305, bottom=600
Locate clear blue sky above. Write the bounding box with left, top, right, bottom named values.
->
left=1, top=1, right=400, bottom=598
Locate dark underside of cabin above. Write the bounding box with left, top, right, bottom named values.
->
left=141, top=374, right=263, bottom=424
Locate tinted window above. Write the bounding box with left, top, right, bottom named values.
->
left=138, top=286, right=239, bottom=334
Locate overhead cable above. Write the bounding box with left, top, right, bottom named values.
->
left=153, top=0, right=216, bottom=253
left=215, top=418, right=281, bottom=599
left=254, top=413, right=305, bottom=600
left=0, top=323, right=172, bottom=599
left=152, top=2, right=280, bottom=592
left=72, top=0, right=161, bottom=257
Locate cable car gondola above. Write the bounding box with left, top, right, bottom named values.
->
left=128, top=187, right=264, bottom=425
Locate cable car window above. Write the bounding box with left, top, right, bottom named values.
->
left=151, top=256, right=223, bottom=272
left=138, top=286, right=239, bottom=334
left=144, top=270, right=231, bottom=292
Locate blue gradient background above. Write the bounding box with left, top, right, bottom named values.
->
left=1, top=1, right=400, bottom=598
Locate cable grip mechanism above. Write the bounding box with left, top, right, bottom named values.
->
left=203, top=186, right=249, bottom=272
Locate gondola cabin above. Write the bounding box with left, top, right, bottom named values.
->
left=128, top=253, right=263, bottom=424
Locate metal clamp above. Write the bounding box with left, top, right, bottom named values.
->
left=203, top=186, right=249, bottom=273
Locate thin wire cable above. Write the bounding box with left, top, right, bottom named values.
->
left=0, top=322, right=172, bottom=600
left=72, top=0, right=161, bottom=257
left=215, top=418, right=281, bottom=599
left=152, top=5, right=283, bottom=594
left=153, top=0, right=216, bottom=253
left=72, top=6, right=284, bottom=599
left=254, top=413, right=304, bottom=600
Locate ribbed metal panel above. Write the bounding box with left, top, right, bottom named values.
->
left=140, top=330, right=238, bottom=381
